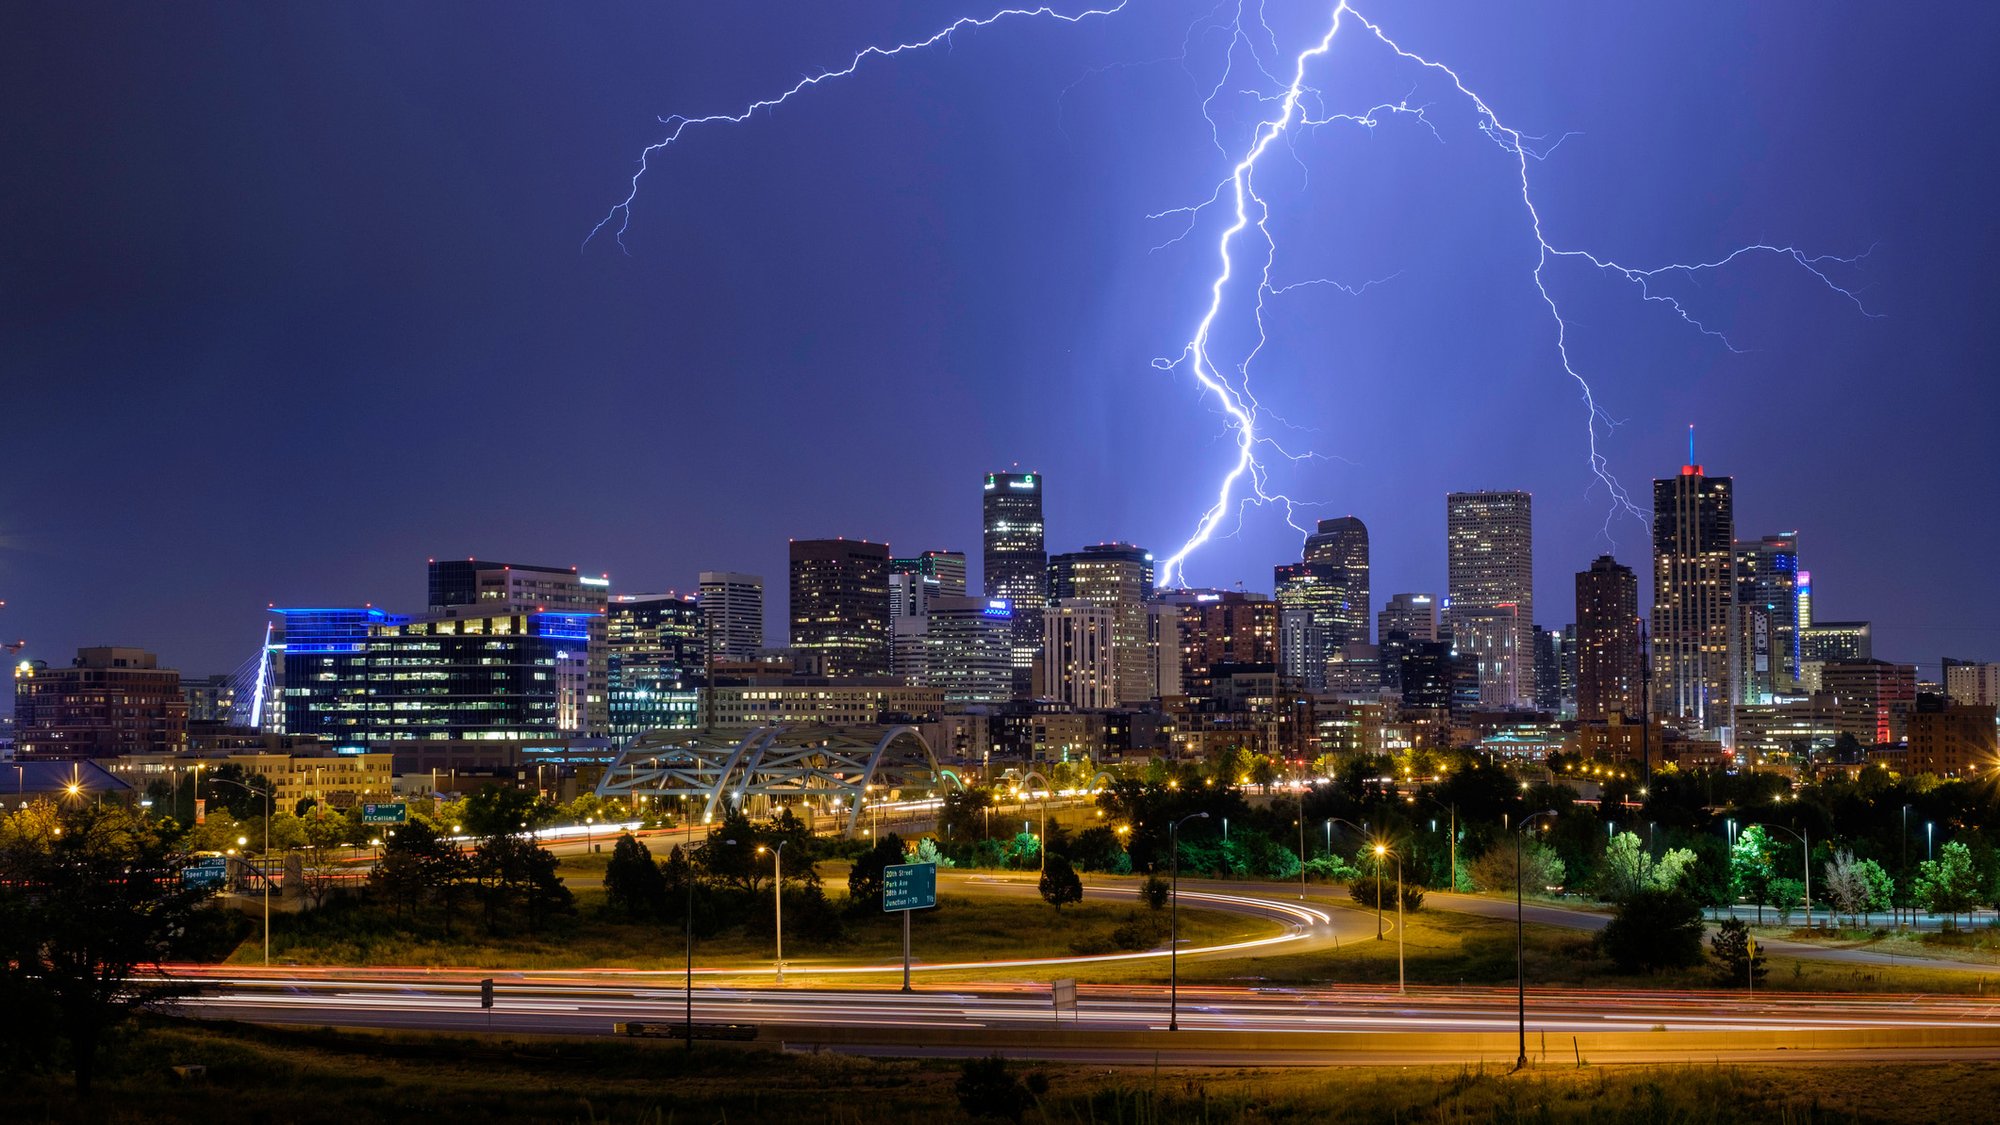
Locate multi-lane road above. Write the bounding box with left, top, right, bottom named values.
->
left=167, top=877, right=2000, bottom=1065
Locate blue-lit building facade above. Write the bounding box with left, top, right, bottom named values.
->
left=273, top=607, right=591, bottom=743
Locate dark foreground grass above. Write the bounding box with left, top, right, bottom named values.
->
left=5, top=1019, right=1995, bottom=1124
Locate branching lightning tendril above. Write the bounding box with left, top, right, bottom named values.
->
left=588, top=1, right=1875, bottom=589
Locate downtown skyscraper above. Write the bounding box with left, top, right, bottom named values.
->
left=789, top=538, right=891, bottom=680
left=1575, top=555, right=1642, bottom=722
left=982, top=470, right=1046, bottom=697
left=1446, top=491, right=1534, bottom=708
left=1652, top=463, right=1734, bottom=732
left=1048, top=543, right=1156, bottom=705
left=1273, top=516, right=1370, bottom=691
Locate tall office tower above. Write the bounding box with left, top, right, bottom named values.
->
left=605, top=593, right=704, bottom=740
left=426, top=559, right=611, bottom=736
left=1399, top=641, right=1455, bottom=711
left=1270, top=516, right=1370, bottom=690
left=1734, top=533, right=1803, bottom=694
left=789, top=538, right=892, bottom=680
left=1377, top=593, right=1438, bottom=644
left=1533, top=626, right=1565, bottom=712
left=1041, top=600, right=1118, bottom=709
left=1650, top=464, right=1734, bottom=732
left=1801, top=621, right=1873, bottom=664
left=892, top=551, right=968, bottom=598
left=1560, top=623, right=1579, bottom=704
left=1047, top=543, right=1157, bottom=704
left=1797, top=570, right=1813, bottom=629
left=983, top=470, right=1047, bottom=696
left=1575, top=555, right=1642, bottom=722
left=697, top=572, right=765, bottom=662
left=1273, top=570, right=1323, bottom=690
left=1156, top=589, right=1279, bottom=699
left=1446, top=491, right=1534, bottom=707
left=1457, top=605, right=1525, bottom=709
left=12, top=647, right=190, bottom=759
left=1375, top=593, right=1437, bottom=694
left=922, top=596, right=1014, bottom=703
left=888, top=572, right=932, bottom=682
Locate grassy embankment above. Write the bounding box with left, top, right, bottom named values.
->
left=6, top=1019, right=1989, bottom=1123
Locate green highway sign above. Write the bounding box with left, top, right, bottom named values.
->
left=883, top=861, right=937, bottom=912
left=361, top=803, right=407, bottom=825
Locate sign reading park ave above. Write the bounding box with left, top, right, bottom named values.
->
left=361, top=803, right=407, bottom=825
left=882, top=861, right=937, bottom=912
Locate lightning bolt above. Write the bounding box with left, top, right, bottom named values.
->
left=589, top=2, right=1873, bottom=588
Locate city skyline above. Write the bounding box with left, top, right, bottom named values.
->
left=7, top=1, right=1998, bottom=695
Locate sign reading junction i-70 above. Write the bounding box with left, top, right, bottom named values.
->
left=883, top=861, right=937, bottom=912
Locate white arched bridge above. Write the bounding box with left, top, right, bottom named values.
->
left=594, top=724, right=961, bottom=836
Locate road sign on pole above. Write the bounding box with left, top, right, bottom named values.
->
left=480, top=978, right=494, bottom=1009
left=362, top=803, right=408, bottom=825
left=882, top=862, right=937, bottom=912
left=882, top=861, right=936, bottom=992
left=182, top=855, right=229, bottom=889
left=1052, top=978, right=1078, bottom=1025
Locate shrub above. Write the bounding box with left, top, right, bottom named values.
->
left=1599, top=889, right=1705, bottom=973
left=1709, top=917, right=1767, bottom=988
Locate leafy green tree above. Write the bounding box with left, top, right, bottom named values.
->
left=1593, top=831, right=1698, bottom=902
left=460, top=784, right=557, bottom=839
left=1140, top=874, right=1170, bottom=911
left=939, top=787, right=994, bottom=840
left=603, top=833, right=666, bottom=920
left=1471, top=837, right=1566, bottom=895
left=1038, top=854, right=1083, bottom=912
left=1730, top=825, right=1777, bottom=923
left=368, top=819, right=464, bottom=927
left=472, top=834, right=574, bottom=933
left=202, top=763, right=274, bottom=820
left=1709, top=917, right=1767, bottom=988
left=906, top=836, right=955, bottom=869
left=0, top=803, right=214, bottom=1094
left=1599, top=889, right=1706, bottom=973
left=1003, top=830, right=1041, bottom=871
left=1915, top=840, right=1983, bottom=928
left=846, top=832, right=906, bottom=912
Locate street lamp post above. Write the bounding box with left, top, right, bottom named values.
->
left=1296, top=781, right=1308, bottom=901
left=1513, top=810, right=1558, bottom=1071
left=1323, top=816, right=1374, bottom=931
left=209, top=775, right=272, bottom=966
left=686, top=836, right=737, bottom=1049
left=1750, top=822, right=1812, bottom=930
left=1168, top=812, right=1210, bottom=1031
left=1410, top=793, right=1457, bottom=894
left=1374, top=843, right=1405, bottom=994
left=762, top=840, right=787, bottom=982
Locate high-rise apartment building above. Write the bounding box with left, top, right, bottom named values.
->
left=1048, top=543, right=1156, bottom=705
left=1944, top=660, right=2000, bottom=708
left=1156, top=589, right=1279, bottom=700
left=1821, top=659, right=1917, bottom=746
left=697, top=572, right=765, bottom=662
left=426, top=559, right=610, bottom=736
left=982, top=471, right=1047, bottom=696
left=1575, top=555, right=1642, bottom=722
left=1446, top=491, right=1534, bottom=707
left=1457, top=605, right=1525, bottom=710
left=1651, top=465, right=1733, bottom=732
left=1041, top=600, right=1118, bottom=709
left=789, top=538, right=891, bottom=680
left=1271, top=516, right=1370, bottom=693
left=12, top=647, right=189, bottom=759
left=888, top=572, right=933, bottom=682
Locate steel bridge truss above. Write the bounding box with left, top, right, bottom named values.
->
left=594, top=723, right=950, bottom=835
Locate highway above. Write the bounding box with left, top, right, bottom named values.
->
left=172, top=974, right=2000, bottom=1065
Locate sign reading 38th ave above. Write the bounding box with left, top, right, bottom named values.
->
left=883, top=861, right=937, bottom=912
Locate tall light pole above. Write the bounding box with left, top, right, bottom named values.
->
left=1296, top=780, right=1308, bottom=901
left=1324, top=816, right=1374, bottom=934
left=1514, top=810, right=1558, bottom=1071
left=1409, top=793, right=1457, bottom=894
left=1374, top=843, right=1404, bottom=994
left=686, top=836, right=737, bottom=1049
left=209, top=774, right=271, bottom=966
left=1751, top=822, right=1812, bottom=929
left=760, top=840, right=787, bottom=982
left=1168, top=811, right=1209, bottom=1031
